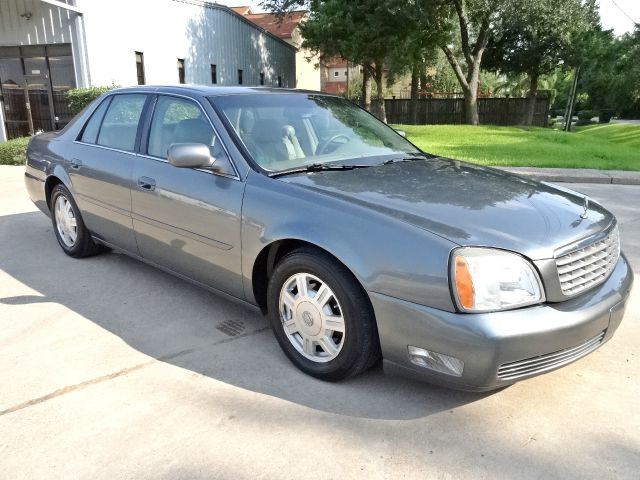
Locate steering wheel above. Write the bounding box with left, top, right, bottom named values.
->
left=317, top=134, right=351, bottom=155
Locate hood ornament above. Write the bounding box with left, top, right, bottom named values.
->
left=580, top=196, right=589, bottom=219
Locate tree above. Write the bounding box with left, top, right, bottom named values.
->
left=576, top=27, right=640, bottom=118
left=435, top=0, right=506, bottom=124
left=484, top=0, right=598, bottom=125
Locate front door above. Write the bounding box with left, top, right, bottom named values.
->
left=131, top=94, right=245, bottom=299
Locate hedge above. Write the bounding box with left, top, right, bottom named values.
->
left=66, top=86, right=115, bottom=115
left=0, top=136, right=30, bottom=165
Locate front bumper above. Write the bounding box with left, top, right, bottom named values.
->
left=371, top=253, right=634, bottom=391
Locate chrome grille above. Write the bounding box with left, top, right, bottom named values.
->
left=555, top=225, right=620, bottom=297
left=497, top=331, right=605, bottom=380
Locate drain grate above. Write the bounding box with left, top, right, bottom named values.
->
left=216, top=319, right=245, bottom=337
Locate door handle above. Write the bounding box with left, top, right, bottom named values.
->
left=70, top=158, right=82, bottom=170
left=137, top=176, right=156, bottom=191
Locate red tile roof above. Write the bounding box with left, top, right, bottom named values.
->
left=244, top=11, right=307, bottom=39
left=231, top=6, right=253, bottom=15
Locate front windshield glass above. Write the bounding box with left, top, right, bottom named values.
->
left=211, top=93, right=420, bottom=172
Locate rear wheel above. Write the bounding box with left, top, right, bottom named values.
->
left=267, top=247, right=380, bottom=381
left=50, top=184, right=103, bottom=258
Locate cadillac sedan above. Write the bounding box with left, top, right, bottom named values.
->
left=24, top=86, right=633, bottom=391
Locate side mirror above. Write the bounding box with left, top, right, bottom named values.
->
left=395, top=129, right=406, bottom=138
left=168, top=143, right=215, bottom=169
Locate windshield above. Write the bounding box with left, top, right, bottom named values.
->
left=211, top=93, right=420, bottom=172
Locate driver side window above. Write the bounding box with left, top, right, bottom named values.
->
left=147, top=96, right=215, bottom=159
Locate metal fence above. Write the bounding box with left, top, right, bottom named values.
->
left=385, top=97, right=550, bottom=126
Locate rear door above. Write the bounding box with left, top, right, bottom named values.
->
left=68, top=93, right=150, bottom=253
left=131, top=94, right=245, bottom=299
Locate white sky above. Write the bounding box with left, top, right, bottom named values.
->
left=215, top=0, right=639, bottom=36
left=599, top=0, right=639, bottom=35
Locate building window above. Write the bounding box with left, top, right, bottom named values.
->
left=135, top=51, right=145, bottom=85
left=238, top=69, right=243, bottom=85
left=344, top=70, right=348, bottom=76
left=260, top=72, right=265, bottom=86
left=177, top=59, right=185, bottom=84
left=277, top=75, right=282, bottom=87
left=334, top=71, right=339, bottom=77
left=211, top=64, right=217, bottom=84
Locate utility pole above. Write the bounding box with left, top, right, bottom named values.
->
left=564, top=66, right=580, bottom=132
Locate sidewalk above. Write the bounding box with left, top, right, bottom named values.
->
left=498, top=166, right=640, bottom=185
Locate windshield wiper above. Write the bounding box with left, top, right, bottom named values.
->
left=382, top=157, right=427, bottom=165
left=269, top=163, right=371, bottom=177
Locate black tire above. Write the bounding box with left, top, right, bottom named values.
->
left=50, top=184, right=104, bottom=258
left=267, top=247, right=380, bottom=381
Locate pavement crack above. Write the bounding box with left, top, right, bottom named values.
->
left=0, top=325, right=270, bottom=417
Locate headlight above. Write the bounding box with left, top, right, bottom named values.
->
left=451, top=248, right=544, bottom=313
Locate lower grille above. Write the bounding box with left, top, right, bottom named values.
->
left=497, top=331, right=605, bottom=380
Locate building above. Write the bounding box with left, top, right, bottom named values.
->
left=0, top=0, right=296, bottom=142
left=234, top=8, right=321, bottom=91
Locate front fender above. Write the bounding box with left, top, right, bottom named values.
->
left=241, top=171, right=458, bottom=312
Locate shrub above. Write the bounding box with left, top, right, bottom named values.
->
left=0, top=136, right=30, bottom=165
left=598, top=109, right=615, bottom=124
left=576, top=110, right=598, bottom=126
left=66, top=86, right=114, bottom=115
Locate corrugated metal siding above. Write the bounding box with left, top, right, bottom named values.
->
left=174, top=1, right=296, bottom=87
left=0, top=0, right=88, bottom=88
left=0, top=0, right=296, bottom=88
left=0, top=0, right=78, bottom=46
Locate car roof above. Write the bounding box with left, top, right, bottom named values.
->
left=108, top=85, right=326, bottom=97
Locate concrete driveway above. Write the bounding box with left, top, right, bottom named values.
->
left=1, top=165, right=638, bottom=479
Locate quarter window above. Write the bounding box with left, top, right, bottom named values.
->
left=147, top=96, right=215, bottom=159
left=79, top=96, right=111, bottom=144
left=96, top=94, right=147, bottom=152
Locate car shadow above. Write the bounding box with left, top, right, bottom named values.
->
left=0, top=212, right=493, bottom=420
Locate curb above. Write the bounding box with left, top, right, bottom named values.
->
left=497, top=167, right=640, bottom=185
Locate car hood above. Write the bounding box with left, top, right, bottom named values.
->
left=279, top=158, right=615, bottom=260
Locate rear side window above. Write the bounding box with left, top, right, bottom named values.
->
left=96, top=94, right=147, bottom=152
left=79, top=97, right=111, bottom=144
left=147, top=95, right=215, bottom=159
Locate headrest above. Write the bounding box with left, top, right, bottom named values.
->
left=173, top=118, right=213, bottom=145
left=251, top=119, right=284, bottom=142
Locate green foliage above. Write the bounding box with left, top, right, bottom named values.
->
left=576, top=28, right=640, bottom=117
left=0, top=136, right=30, bottom=165
left=395, top=123, right=640, bottom=171
left=576, top=110, right=597, bottom=125
left=66, top=86, right=114, bottom=115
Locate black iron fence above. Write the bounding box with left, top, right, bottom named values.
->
left=385, top=97, right=550, bottom=126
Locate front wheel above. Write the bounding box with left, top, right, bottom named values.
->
left=267, top=247, right=380, bottom=381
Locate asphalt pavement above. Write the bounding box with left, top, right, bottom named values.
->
left=1, top=166, right=638, bottom=479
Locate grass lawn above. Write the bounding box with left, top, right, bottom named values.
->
left=395, top=123, right=640, bottom=171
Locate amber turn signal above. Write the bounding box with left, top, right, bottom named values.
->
left=454, top=255, right=475, bottom=309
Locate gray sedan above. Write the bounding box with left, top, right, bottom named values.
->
left=24, top=86, right=633, bottom=390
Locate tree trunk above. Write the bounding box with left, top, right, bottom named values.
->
left=524, top=71, right=539, bottom=126
left=371, top=62, right=386, bottom=123
left=463, top=87, right=479, bottom=125
left=409, top=62, right=419, bottom=125
left=362, top=65, right=371, bottom=111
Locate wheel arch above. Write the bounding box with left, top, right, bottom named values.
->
left=44, top=166, right=73, bottom=209
left=251, top=238, right=367, bottom=315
